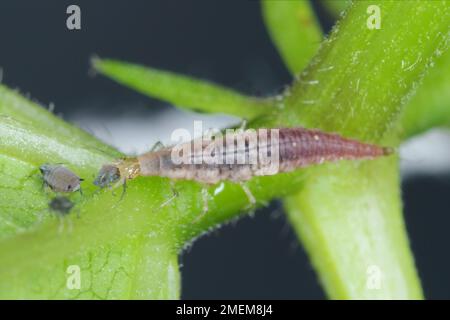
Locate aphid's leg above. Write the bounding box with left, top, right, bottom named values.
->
left=79, top=187, right=83, bottom=196
left=202, top=187, right=209, bottom=214
left=239, top=182, right=256, bottom=208
left=193, top=187, right=209, bottom=223
left=159, top=180, right=179, bottom=209
left=42, top=181, right=52, bottom=196
left=58, top=216, right=64, bottom=234
left=119, top=179, right=127, bottom=201
left=151, top=141, right=165, bottom=152
left=239, top=119, right=247, bottom=131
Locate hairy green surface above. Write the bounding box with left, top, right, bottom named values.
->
left=0, top=0, right=449, bottom=299
left=321, top=0, right=351, bottom=17
left=399, top=48, right=450, bottom=138
left=0, top=86, right=305, bottom=299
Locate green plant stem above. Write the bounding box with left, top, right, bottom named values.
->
left=285, top=157, right=422, bottom=299
left=262, top=0, right=322, bottom=74
left=277, top=0, right=449, bottom=299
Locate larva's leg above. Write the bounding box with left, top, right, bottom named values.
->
left=151, top=141, right=165, bottom=152
left=240, top=182, right=256, bottom=207
left=202, top=187, right=209, bottom=214
left=193, top=187, right=209, bottom=223
left=159, top=181, right=178, bottom=208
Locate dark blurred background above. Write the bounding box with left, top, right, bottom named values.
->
left=0, top=0, right=449, bottom=299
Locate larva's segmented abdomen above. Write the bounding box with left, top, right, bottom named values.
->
left=276, top=128, right=390, bottom=172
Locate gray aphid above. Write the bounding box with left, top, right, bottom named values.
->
left=39, top=164, right=83, bottom=193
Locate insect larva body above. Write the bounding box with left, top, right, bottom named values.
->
left=94, top=127, right=392, bottom=187
left=39, top=164, right=83, bottom=193
left=138, top=128, right=391, bottom=184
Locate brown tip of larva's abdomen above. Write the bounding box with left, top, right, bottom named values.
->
left=382, top=146, right=396, bottom=156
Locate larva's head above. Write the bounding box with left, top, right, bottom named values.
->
left=94, top=164, right=121, bottom=188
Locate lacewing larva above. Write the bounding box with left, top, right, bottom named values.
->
left=39, top=164, right=84, bottom=194
left=94, top=127, right=393, bottom=217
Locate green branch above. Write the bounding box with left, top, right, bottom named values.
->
left=92, top=58, right=273, bottom=119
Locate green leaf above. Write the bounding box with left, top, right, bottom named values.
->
left=0, top=86, right=117, bottom=155
left=0, top=86, right=308, bottom=298
left=261, top=0, right=322, bottom=75
left=92, top=58, right=273, bottom=119
left=0, top=88, right=183, bottom=298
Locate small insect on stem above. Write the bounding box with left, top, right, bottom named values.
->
left=39, top=164, right=84, bottom=194
left=48, top=196, right=75, bottom=233
left=49, top=196, right=74, bottom=215
left=94, top=127, right=394, bottom=219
